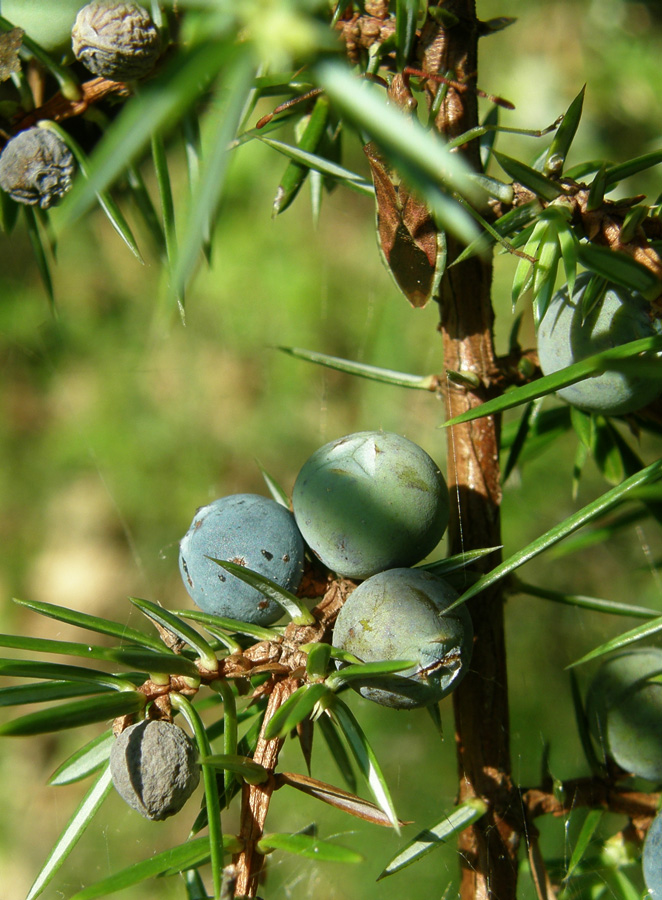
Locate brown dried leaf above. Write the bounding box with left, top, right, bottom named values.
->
left=364, top=141, right=439, bottom=308
left=276, top=770, right=410, bottom=828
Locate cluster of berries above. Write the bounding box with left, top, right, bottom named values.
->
left=109, top=431, right=473, bottom=820
left=179, top=431, right=473, bottom=711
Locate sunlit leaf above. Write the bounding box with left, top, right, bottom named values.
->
left=479, top=105, right=499, bottom=169
left=565, top=809, right=603, bottom=880
left=455, top=199, right=540, bottom=263
left=173, top=50, right=255, bottom=299
left=605, top=149, right=662, bottom=187
left=514, top=579, right=659, bottom=619
left=548, top=507, right=648, bottom=558
left=0, top=680, right=112, bottom=708
left=278, top=346, right=437, bottom=390
left=68, top=836, right=241, bottom=900
left=395, top=0, right=419, bottom=68
left=511, top=217, right=546, bottom=307
left=208, top=679, right=238, bottom=797
left=261, top=136, right=374, bottom=195
left=577, top=242, right=659, bottom=295
left=586, top=162, right=608, bottom=212
left=620, top=204, right=648, bottom=244
left=171, top=692, right=224, bottom=898
left=544, top=85, right=585, bottom=176
left=58, top=40, right=237, bottom=228
left=129, top=596, right=217, bottom=669
left=419, top=547, right=502, bottom=575
left=305, top=641, right=332, bottom=678
left=210, top=559, right=315, bottom=624
left=173, top=608, right=277, bottom=643
left=257, top=831, right=362, bottom=863
left=325, top=659, right=417, bottom=692
left=273, top=95, right=330, bottom=214
left=557, top=221, right=579, bottom=298
left=329, top=698, right=400, bottom=831
left=0, top=632, right=154, bottom=667
left=49, top=730, right=114, bottom=785
left=493, top=151, right=561, bottom=201
left=263, top=682, right=330, bottom=739
left=0, top=658, right=137, bottom=691
left=201, top=754, right=269, bottom=784
left=0, top=690, right=145, bottom=736
left=12, top=597, right=166, bottom=653
left=317, top=712, right=356, bottom=793
left=23, top=206, right=54, bottom=307
left=531, top=221, right=561, bottom=322
left=39, top=121, right=143, bottom=262
left=443, top=334, right=662, bottom=427
left=256, top=461, right=291, bottom=508
left=182, top=868, right=208, bottom=900
left=102, top=647, right=200, bottom=677
left=568, top=613, right=662, bottom=668
left=316, top=61, right=481, bottom=243
left=379, top=798, right=487, bottom=879
left=447, top=457, right=662, bottom=610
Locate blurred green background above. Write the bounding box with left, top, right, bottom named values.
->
left=2, top=1, right=662, bottom=898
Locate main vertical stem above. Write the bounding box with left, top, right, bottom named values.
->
left=422, top=3, right=519, bottom=898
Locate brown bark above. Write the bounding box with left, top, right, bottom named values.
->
left=234, top=679, right=299, bottom=898
left=424, top=4, right=519, bottom=899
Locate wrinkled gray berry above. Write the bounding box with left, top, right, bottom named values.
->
left=179, top=493, right=305, bottom=626
left=292, top=432, right=449, bottom=579
left=72, top=1, right=161, bottom=81
left=0, top=127, right=75, bottom=208
left=585, top=647, right=662, bottom=781
left=332, top=567, right=473, bottom=709
left=537, top=272, right=662, bottom=415
left=110, top=720, right=200, bottom=820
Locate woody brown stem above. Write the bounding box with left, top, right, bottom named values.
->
left=522, top=778, right=660, bottom=827
left=233, top=678, right=299, bottom=898
left=9, top=78, right=130, bottom=137
left=423, top=3, right=519, bottom=899
left=231, top=576, right=350, bottom=898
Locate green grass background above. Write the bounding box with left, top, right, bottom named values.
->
left=2, top=1, right=662, bottom=898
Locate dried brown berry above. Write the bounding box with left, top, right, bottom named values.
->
left=71, top=1, right=161, bottom=81
left=110, top=719, right=200, bottom=821
left=0, top=127, right=75, bottom=208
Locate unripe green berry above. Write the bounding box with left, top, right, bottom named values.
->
left=72, top=1, right=161, bottom=81
left=293, top=432, right=449, bottom=579
left=537, top=273, right=662, bottom=415
left=0, top=127, right=75, bottom=208
left=585, top=647, right=662, bottom=781
left=332, top=567, right=473, bottom=709
left=110, top=720, right=200, bottom=820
